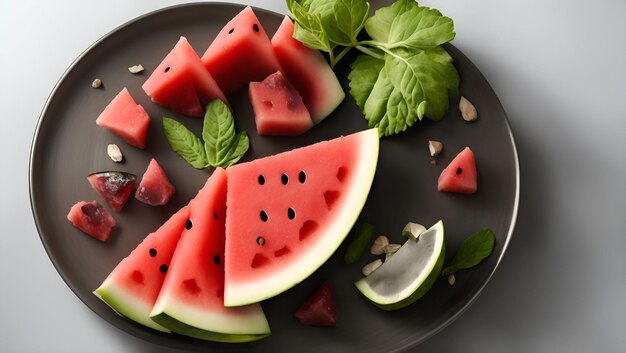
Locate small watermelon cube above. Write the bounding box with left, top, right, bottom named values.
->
left=438, top=147, right=478, bottom=194
left=295, top=281, right=337, bottom=327
left=201, top=6, right=282, bottom=95
left=87, top=171, right=136, bottom=212
left=67, top=200, right=116, bottom=241
left=96, top=88, right=150, bottom=149
left=249, top=71, right=313, bottom=136
left=271, top=16, right=345, bottom=124
left=135, top=158, right=176, bottom=206
left=142, top=37, right=227, bottom=118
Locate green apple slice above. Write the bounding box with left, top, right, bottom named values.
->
left=355, top=220, right=445, bottom=310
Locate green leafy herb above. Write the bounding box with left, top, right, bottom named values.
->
left=442, top=228, right=496, bottom=276
left=163, top=117, right=209, bottom=169
left=287, top=0, right=459, bottom=136
left=163, top=100, right=249, bottom=169
left=344, top=223, right=374, bottom=264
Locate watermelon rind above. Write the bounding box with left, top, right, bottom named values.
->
left=225, top=128, right=380, bottom=307
left=94, top=285, right=170, bottom=332
left=354, top=220, right=446, bottom=311
left=150, top=299, right=270, bottom=342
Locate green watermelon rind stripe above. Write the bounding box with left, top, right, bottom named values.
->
left=150, top=293, right=271, bottom=342
left=93, top=284, right=170, bottom=332
left=225, top=128, right=380, bottom=307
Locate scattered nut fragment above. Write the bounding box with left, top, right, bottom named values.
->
left=91, top=78, right=102, bottom=89
left=403, top=222, right=427, bottom=240
left=383, top=243, right=401, bottom=261
left=428, top=140, right=443, bottom=157
left=128, top=64, right=144, bottom=74
left=362, top=259, right=383, bottom=276
left=459, top=96, right=478, bottom=121
left=447, top=274, right=456, bottom=286
left=107, top=143, right=123, bottom=162
left=370, top=235, right=390, bottom=255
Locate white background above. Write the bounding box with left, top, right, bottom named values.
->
left=2, top=0, right=625, bottom=352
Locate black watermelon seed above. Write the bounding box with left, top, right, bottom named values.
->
left=214, top=212, right=218, bottom=220
left=288, top=207, right=296, bottom=220
left=281, top=173, right=289, bottom=185
left=164, top=66, right=170, bottom=73
left=253, top=24, right=259, bottom=32
left=456, top=167, right=463, bottom=175
left=299, top=171, right=306, bottom=183
left=260, top=211, right=268, bottom=222
left=160, top=264, right=168, bottom=274
left=185, top=219, right=192, bottom=230
left=228, top=28, right=234, bottom=34
left=149, top=248, right=157, bottom=257
left=213, top=255, right=221, bottom=265
left=258, top=174, right=265, bottom=185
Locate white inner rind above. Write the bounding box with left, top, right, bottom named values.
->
left=354, top=221, right=445, bottom=304
left=150, top=293, right=270, bottom=335
left=225, top=129, right=380, bottom=307
left=93, top=282, right=170, bottom=332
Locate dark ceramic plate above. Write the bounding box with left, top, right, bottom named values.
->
left=29, top=2, right=519, bottom=352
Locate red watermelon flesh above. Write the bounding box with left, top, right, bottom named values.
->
left=96, top=88, right=150, bottom=148
left=248, top=71, right=313, bottom=136
left=67, top=200, right=116, bottom=242
left=438, top=147, right=478, bottom=194
left=201, top=6, right=282, bottom=95
left=224, top=129, right=379, bottom=307
left=142, top=37, right=226, bottom=117
left=87, top=171, right=136, bottom=212
left=135, top=158, right=176, bottom=206
left=295, top=281, right=337, bottom=327
left=150, top=168, right=270, bottom=342
left=271, top=16, right=345, bottom=124
left=94, top=207, right=189, bottom=332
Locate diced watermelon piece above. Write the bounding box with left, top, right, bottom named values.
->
left=271, top=16, right=345, bottom=124
left=142, top=37, right=227, bottom=117
left=224, top=129, right=379, bottom=306
left=150, top=168, right=270, bottom=342
left=135, top=159, right=175, bottom=206
left=295, top=281, right=337, bottom=327
left=67, top=200, right=116, bottom=242
left=94, top=207, right=189, bottom=331
left=249, top=71, right=313, bottom=136
left=438, top=147, right=478, bottom=194
left=87, top=171, right=136, bottom=212
left=96, top=88, right=150, bottom=148
left=201, top=6, right=282, bottom=95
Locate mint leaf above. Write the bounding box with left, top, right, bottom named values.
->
left=344, top=223, right=374, bottom=264
left=442, top=229, right=496, bottom=277
left=287, top=0, right=333, bottom=53
left=348, top=54, right=384, bottom=111
left=202, top=100, right=249, bottom=168
left=327, top=0, right=369, bottom=46
left=163, top=117, right=208, bottom=169
left=366, top=0, right=455, bottom=50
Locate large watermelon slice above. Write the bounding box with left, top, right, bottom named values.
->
left=438, top=147, right=478, bottom=194
left=271, top=16, right=345, bottom=124
left=150, top=168, right=270, bottom=342
left=201, top=6, right=282, bottom=95
left=224, top=129, right=379, bottom=307
left=248, top=71, right=313, bottom=136
left=142, top=37, right=226, bottom=118
left=93, top=206, right=189, bottom=331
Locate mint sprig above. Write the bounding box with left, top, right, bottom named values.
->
left=442, top=228, right=496, bottom=277
left=163, top=100, right=249, bottom=169
left=287, top=0, right=459, bottom=136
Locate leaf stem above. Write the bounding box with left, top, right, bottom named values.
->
left=331, top=46, right=353, bottom=67
left=355, top=45, right=384, bottom=60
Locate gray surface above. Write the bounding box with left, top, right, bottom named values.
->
left=2, top=0, right=625, bottom=352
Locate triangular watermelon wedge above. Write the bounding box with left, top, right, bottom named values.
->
left=438, top=147, right=478, bottom=194
left=224, top=129, right=379, bottom=307
left=93, top=206, right=190, bottom=332
left=150, top=168, right=270, bottom=342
